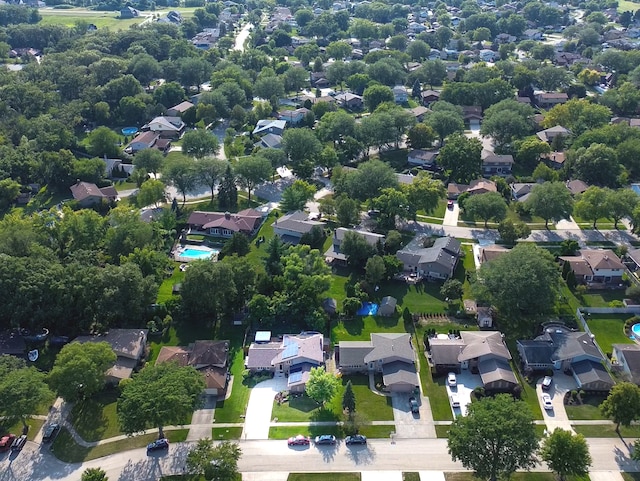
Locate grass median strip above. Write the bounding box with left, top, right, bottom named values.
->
left=288, top=474, right=361, bottom=481
left=211, top=427, right=243, bottom=440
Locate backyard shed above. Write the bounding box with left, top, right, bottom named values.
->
left=379, top=296, right=397, bottom=317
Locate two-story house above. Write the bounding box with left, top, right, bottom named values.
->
left=272, top=211, right=325, bottom=244
left=396, top=236, right=461, bottom=280
left=559, top=249, right=625, bottom=285
left=482, top=151, right=514, bottom=176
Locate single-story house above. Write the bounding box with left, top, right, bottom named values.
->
left=245, top=332, right=325, bottom=392
left=278, top=108, right=310, bottom=125
left=156, top=340, right=230, bottom=395
left=272, top=211, right=325, bottom=244
left=478, top=245, right=509, bottom=265
left=511, top=182, right=535, bottom=202
left=410, top=106, right=430, bottom=122
left=517, top=324, right=614, bottom=391
left=167, top=101, right=195, bottom=117
left=324, top=227, right=385, bottom=264
left=535, top=92, right=569, bottom=109
left=334, top=92, right=363, bottom=109
left=523, top=28, right=543, bottom=40
left=566, top=179, right=589, bottom=196
left=463, top=106, right=483, bottom=123
left=447, top=179, right=497, bottom=199
left=0, top=330, right=26, bottom=356
left=482, top=151, right=513, bottom=177
left=612, top=344, right=640, bottom=385
left=147, top=116, right=186, bottom=138
left=408, top=150, right=437, bottom=168
left=430, top=331, right=517, bottom=392
left=70, top=181, right=118, bottom=207
left=129, top=131, right=161, bottom=153
left=74, top=329, right=148, bottom=384
left=338, top=333, right=418, bottom=392
left=252, top=119, right=287, bottom=136
left=396, top=236, right=461, bottom=280
left=378, top=296, right=397, bottom=317
left=559, top=249, right=625, bottom=285
left=187, top=209, right=263, bottom=237
left=542, top=151, right=566, bottom=170
left=255, top=133, right=283, bottom=149
left=105, top=158, right=135, bottom=179
left=537, top=125, right=571, bottom=143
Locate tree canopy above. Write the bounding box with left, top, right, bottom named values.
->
left=540, top=428, right=592, bottom=481
left=305, top=367, right=340, bottom=406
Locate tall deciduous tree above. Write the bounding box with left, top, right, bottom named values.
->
left=426, top=111, right=465, bottom=145
left=186, top=438, right=242, bottom=481
left=196, top=158, right=227, bottom=203
left=136, top=179, right=166, bottom=208
left=218, top=164, right=238, bottom=209
left=463, top=192, right=507, bottom=228
left=600, top=382, right=640, bottom=432
left=574, top=186, right=609, bottom=229
left=133, top=149, right=164, bottom=177
left=163, top=154, right=198, bottom=206
left=608, top=188, right=638, bottom=229
left=305, top=367, right=340, bottom=407
left=540, top=428, right=592, bottom=481
left=280, top=180, right=316, bottom=212
left=86, top=126, right=120, bottom=158
left=440, top=279, right=463, bottom=304
left=363, top=84, right=394, bottom=112
left=182, top=129, right=220, bottom=159
left=118, top=362, right=205, bottom=438
left=437, top=134, right=482, bottom=183
left=235, top=156, right=272, bottom=203
left=572, top=143, right=621, bottom=188
left=48, top=342, right=116, bottom=402
left=365, top=255, right=386, bottom=286
left=448, top=394, right=538, bottom=481
left=525, top=181, right=574, bottom=228
left=180, top=260, right=237, bottom=324
left=0, top=357, right=53, bottom=428
left=497, top=219, right=530, bottom=244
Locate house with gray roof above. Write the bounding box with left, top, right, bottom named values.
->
left=272, top=211, right=325, bottom=244
left=396, top=236, right=461, bottom=280
left=324, top=227, right=385, bottom=264
left=612, top=344, right=640, bottom=385
left=517, top=324, right=614, bottom=392
left=338, top=333, right=418, bottom=392
left=245, top=332, right=324, bottom=392
left=430, top=331, right=518, bottom=392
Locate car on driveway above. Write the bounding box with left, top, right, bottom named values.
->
left=541, top=393, right=553, bottom=410
left=11, top=435, right=27, bottom=452
left=345, top=434, right=367, bottom=445
left=447, top=372, right=457, bottom=387
left=146, top=438, right=169, bottom=453
left=409, top=397, right=419, bottom=414
left=0, top=434, right=15, bottom=452
left=42, top=423, right=60, bottom=443
left=314, top=434, right=336, bottom=445
left=447, top=200, right=454, bottom=209
left=450, top=393, right=460, bottom=408
left=288, top=435, right=310, bottom=446
left=541, top=376, right=553, bottom=390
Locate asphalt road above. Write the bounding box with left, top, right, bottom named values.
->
left=1, top=438, right=637, bottom=481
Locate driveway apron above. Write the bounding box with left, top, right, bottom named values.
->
left=242, top=377, right=288, bottom=440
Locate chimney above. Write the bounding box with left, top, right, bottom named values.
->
left=225, top=211, right=231, bottom=220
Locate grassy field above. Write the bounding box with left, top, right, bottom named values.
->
left=586, top=313, right=634, bottom=355
left=69, top=390, right=122, bottom=442
left=403, top=473, right=420, bottom=481
left=38, top=9, right=144, bottom=29
left=51, top=427, right=189, bottom=463
left=618, top=0, right=640, bottom=11
left=288, top=474, right=361, bottom=481
left=573, top=423, right=640, bottom=437
left=331, top=314, right=411, bottom=342
left=565, top=394, right=607, bottom=420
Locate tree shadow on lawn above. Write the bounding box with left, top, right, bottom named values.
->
left=70, top=390, right=119, bottom=442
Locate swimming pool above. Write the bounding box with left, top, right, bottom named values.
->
left=632, top=184, right=640, bottom=196
left=356, top=302, right=379, bottom=316
left=121, top=127, right=139, bottom=136
left=632, top=323, right=640, bottom=341
left=176, top=247, right=220, bottom=261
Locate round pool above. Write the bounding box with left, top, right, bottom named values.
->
left=121, top=127, right=139, bottom=136
left=632, top=323, right=640, bottom=340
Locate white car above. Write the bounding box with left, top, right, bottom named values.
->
left=541, top=393, right=553, bottom=410
left=447, top=372, right=457, bottom=387
left=450, top=393, right=461, bottom=408
left=541, top=376, right=552, bottom=390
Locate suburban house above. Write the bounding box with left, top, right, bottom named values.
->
left=517, top=324, right=614, bottom=392
left=334, top=92, right=363, bottom=110
left=156, top=340, right=230, bottom=395
left=396, top=236, right=461, bottom=280
left=626, top=248, right=640, bottom=271
left=612, top=344, right=640, bottom=385
left=70, top=181, right=118, bottom=207
left=421, top=90, right=440, bottom=106
left=338, top=333, right=418, bottom=392
left=535, top=92, right=569, bottom=109
left=278, top=108, right=310, bottom=125
left=429, top=331, right=518, bottom=392
left=447, top=179, right=497, bottom=199
left=255, top=133, right=282, bottom=149
left=324, top=227, right=385, bottom=264
left=523, top=28, right=543, bottom=40
left=129, top=131, right=161, bottom=153
left=192, top=29, right=221, bottom=49
left=537, top=125, right=571, bottom=143
left=147, top=116, right=186, bottom=138
left=272, top=211, right=325, bottom=244
left=167, top=101, right=195, bottom=117
left=393, top=85, right=409, bottom=103
left=477, top=245, right=509, bottom=266
left=409, top=106, right=430, bottom=122
left=252, top=119, right=287, bottom=136
left=245, top=332, right=325, bottom=392
left=511, top=182, right=535, bottom=202
left=378, top=296, right=397, bottom=317
left=482, top=151, right=514, bottom=176
left=104, top=158, right=134, bottom=179
left=0, top=330, right=26, bottom=357
left=408, top=149, right=438, bottom=168
left=566, top=179, right=589, bottom=196
left=74, top=329, right=148, bottom=384
left=559, top=249, right=625, bottom=285
left=187, top=209, right=263, bottom=237
left=462, top=106, right=483, bottom=124
left=542, top=151, right=566, bottom=170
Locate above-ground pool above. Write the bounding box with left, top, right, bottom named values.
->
left=632, top=184, right=640, bottom=196
left=175, top=246, right=220, bottom=262
left=632, top=323, right=640, bottom=340
left=357, top=302, right=379, bottom=316
left=122, top=127, right=139, bottom=136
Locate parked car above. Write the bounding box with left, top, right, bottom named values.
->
left=447, top=372, right=457, bottom=387
left=345, top=434, right=367, bottom=445
left=0, top=434, right=15, bottom=452
left=447, top=200, right=454, bottom=209
left=146, top=438, right=169, bottom=452
left=42, top=423, right=60, bottom=443
left=287, top=435, right=310, bottom=446
left=409, top=397, right=419, bottom=414
left=314, top=434, right=336, bottom=445
left=450, top=393, right=460, bottom=408
left=541, top=393, right=553, bottom=411
left=541, top=376, right=552, bottom=390
left=11, top=434, right=27, bottom=452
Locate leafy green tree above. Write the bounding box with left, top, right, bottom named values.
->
left=440, top=279, right=463, bottom=304
left=532, top=162, right=558, bottom=182
left=81, top=468, right=108, bottom=481
left=335, top=196, right=360, bottom=227
left=402, top=173, right=445, bottom=216
left=235, top=156, right=272, bottom=203
left=365, top=255, right=386, bottom=287
left=282, top=128, right=323, bottom=178
left=525, top=182, right=574, bottom=228
left=219, top=232, right=250, bottom=260
left=426, top=111, right=465, bottom=145
left=342, top=379, right=356, bottom=414
left=542, top=99, right=612, bottom=136
left=448, top=394, right=538, bottom=481
left=572, top=144, right=621, bottom=187
left=407, top=123, right=436, bottom=149
left=0, top=178, right=20, bottom=209
left=473, top=243, right=558, bottom=318
left=196, top=158, right=227, bottom=204
left=601, top=382, right=640, bottom=433
left=163, top=154, right=198, bottom=206
left=341, top=230, right=377, bottom=267
left=181, top=260, right=237, bottom=324
left=137, top=179, right=166, bottom=208
left=334, top=160, right=398, bottom=201
left=305, top=367, right=340, bottom=407
left=480, top=99, right=534, bottom=148
left=540, top=428, right=592, bottom=481
left=133, top=149, right=164, bottom=177
left=186, top=439, right=242, bottom=481
left=118, top=362, right=205, bottom=438
left=464, top=192, right=507, bottom=228
left=363, top=84, right=394, bottom=112
left=87, top=127, right=120, bottom=158
left=497, top=219, right=530, bottom=245
left=0, top=357, right=53, bottom=428
left=280, top=180, right=316, bottom=212
left=608, top=188, right=638, bottom=229
left=437, top=134, right=482, bottom=183
left=49, top=342, right=116, bottom=402
left=182, top=129, right=219, bottom=159
left=218, top=164, right=238, bottom=209
left=370, top=187, right=412, bottom=230
left=574, top=186, right=609, bottom=229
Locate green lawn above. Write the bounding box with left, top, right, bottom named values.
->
left=581, top=290, right=628, bottom=308
left=112, top=180, right=138, bottom=192
left=435, top=424, right=450, bottom=438
left=156, top=265, right=185, bottom=304
left=565, top=394, right=607, bottom=420
left=403, top=473, right=420, bottom=481
left=69, top=390, right=122, bottom=442
left=586, top=313, right=634, bottom=355
left=516, top=368, right=543, bottom=420
left=288, top=474, right=361, bottom=481
left=38, top=9, right=144, bottom=29
left=51, top=427, right=189, bottom=463
left=269, top=424, right=394, bottom=440
left=244, top=212, right=278, bottom=265
left=211, top=427, right=243, bottom=440
left=1, top=418, right=44, bottom=441
left=414, top=336, right=452, bottom=421
left=573, top=424, right=640, bottom=437
left=213, top=347, right=252, bottom=423
left=445, top=474, right=589, bottom=481
left=618, top=0, right=640, bottom=12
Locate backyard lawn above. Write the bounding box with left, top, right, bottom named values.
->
left=39, top=9, right=144, bottom=29
left=213, top=347, right=252, bottom=423
left=69, top=390, right=122, bottom=442
left=331, top=314, right=411, bottom=343
left=156, top=264, right=184, bottom=304
left=585, top=313, right=634, bottom=355
left=580, top=290, right=628, bottom=308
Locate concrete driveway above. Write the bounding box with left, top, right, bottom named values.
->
left=391, top=393, right=436, bottom=438
left=536, top=373, right=576, bottom=433
left=242, top=377, right=287, bottom=440
left=442, top=202, right=459, bottom=227
left=446, top=371, right=481, bottom=417
left=187, top=395, right=216, bottom=441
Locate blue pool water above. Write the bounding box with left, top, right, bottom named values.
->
left=632, top=323, right=640, bottom=340
left=181, top=248, right=218, bottom=260
left=121, top=127, right=139, bottom=135
left=356, top=302, right=379, bottom=316
left=632, top=184, right=640, bottom=195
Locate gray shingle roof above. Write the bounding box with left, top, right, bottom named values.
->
left=478, top=358, right=518, bottom=386
left=382, top=360, right=418, bottom=387
left=338, top=342, right=374, bottom=367
left=572, top=359, right=614, bottom=388
left=365, top=333, right=414, bottom=364
left=429, top=339, right=465, bottom=365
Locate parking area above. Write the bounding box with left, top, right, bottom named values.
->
left=242, top=377, right=287, bottom=440
left=445, top=371, right=482, bottom=417
left=536, top=372, right=577, bottom=433
left=391, top=393, right=436, bottom=438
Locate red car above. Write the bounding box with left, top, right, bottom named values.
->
left=0, top=434, right=15, bottom=452
left=287, top=435, right=310, bottom=446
